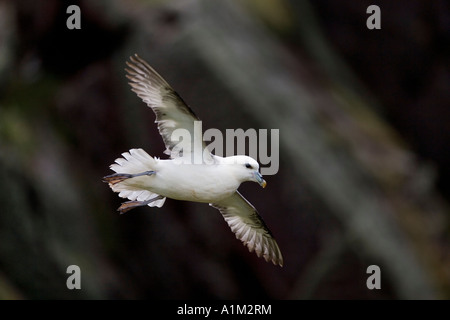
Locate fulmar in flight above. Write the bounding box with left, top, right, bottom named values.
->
left=103, top=54, right=283, bottom=266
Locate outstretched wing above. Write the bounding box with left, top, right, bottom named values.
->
left=211, top=192, right=283, bottom=266
left=125, top=54, right=211, bottom=162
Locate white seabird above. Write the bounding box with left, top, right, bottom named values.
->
left=103, top=54, right=283, bottom=266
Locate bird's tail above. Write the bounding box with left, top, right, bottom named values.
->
left=105, top=148, right=166, bottom=208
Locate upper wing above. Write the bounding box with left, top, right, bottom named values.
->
left=211, top=192, right=283, bottom=266
left=125, top=54, right=211, bottom=162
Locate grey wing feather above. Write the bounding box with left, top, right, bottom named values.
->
left=211, top=192, right=283, bottom=266
left=125, top=54, right=210, bottom=161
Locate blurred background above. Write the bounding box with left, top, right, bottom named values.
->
left=0, top=0, right=449, bottom=299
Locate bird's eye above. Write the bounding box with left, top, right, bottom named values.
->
left=245, top=163, right=253, bottom=169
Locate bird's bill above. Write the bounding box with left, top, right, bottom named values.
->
left=254, top=171, right=267, bottom=188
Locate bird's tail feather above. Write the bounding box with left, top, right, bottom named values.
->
left=110, top=148, right=157, bottom=174
left=106, top=148, right=166, bottom=208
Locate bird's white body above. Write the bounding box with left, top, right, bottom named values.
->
left=153, top=161, right=241, bottom=202
left=124, top=158, right=242, bottom=203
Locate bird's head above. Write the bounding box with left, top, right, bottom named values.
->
left=226, top=155, right=266, bottom=188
